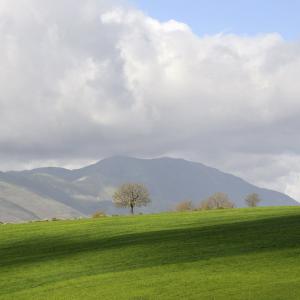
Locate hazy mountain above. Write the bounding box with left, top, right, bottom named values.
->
left=0, top=181, right=83, bottom=223
left=0, top=156, right=298, bottom=222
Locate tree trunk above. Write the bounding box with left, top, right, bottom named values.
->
left=130, top=204, right=134, bottom=215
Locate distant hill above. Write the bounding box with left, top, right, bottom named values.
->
left=0, top=156, right=298, bottom=222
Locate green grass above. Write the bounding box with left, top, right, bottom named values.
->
left=1, top=207, right=300, bottom=299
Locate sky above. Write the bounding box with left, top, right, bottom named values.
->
left=0, top=0, right=300, bottom=201
left=132, top=0, right=300, bottom=40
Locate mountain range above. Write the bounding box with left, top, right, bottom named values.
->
left=0, top=156, right=298, bottom=222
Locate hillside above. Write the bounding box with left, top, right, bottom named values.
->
left=0, top=181, right=83, bottom=223
left=0, top=157, right=298, bottom=222
left=0, top=207, right=300, bottom=299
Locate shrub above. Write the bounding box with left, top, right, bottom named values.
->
left=92, top=211, right=107, bottom=218
left=200, top=192, right=235, bottom=210
left=175, top=200, right=194, bottom=212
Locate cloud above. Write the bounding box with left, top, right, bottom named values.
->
left=0, top=0, right=300, bottom=200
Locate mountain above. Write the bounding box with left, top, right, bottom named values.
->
left=0, top=181, right=82, bottom=223
left=0, top=156, right=298, bottom=222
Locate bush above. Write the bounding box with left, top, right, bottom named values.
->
left=92, top=211, right=107, bottom=218
left=175, top=200, right=194, bottom=212
left=200, top=192, right=235, bottom=210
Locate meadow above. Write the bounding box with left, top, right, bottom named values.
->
left=0, top=206, right=300, bottom=299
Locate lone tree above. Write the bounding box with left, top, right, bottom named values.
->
left=113, top=183, right=151, bottom=215
left=245, top=193, right=261, bottom=207
left=200, top=192, right=235, bottom=210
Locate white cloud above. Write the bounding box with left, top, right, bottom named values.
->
left=0, top=0, right=300, bottom=200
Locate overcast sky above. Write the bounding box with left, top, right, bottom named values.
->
left=1, top=0, right=300, bottom=201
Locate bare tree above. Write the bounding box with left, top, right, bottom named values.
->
left=113, top=183, right=151, bottom=215
left=175, top=200, right=194, bottom=212
left=245, top=193, right=261, bottom=207
left=200, top=192, right=235, bottom=210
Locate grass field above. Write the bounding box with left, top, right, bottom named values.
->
left=0, top=207, right=300, bottom=299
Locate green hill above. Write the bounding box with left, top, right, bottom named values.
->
left=1, top=207, right=300, bottom=299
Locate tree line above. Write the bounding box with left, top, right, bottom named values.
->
left=109, top=183, right=261, bottom=215
left=175, top=192, right=261, bottom=212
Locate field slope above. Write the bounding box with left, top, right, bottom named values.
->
left=1, top=207, right=300, bottom=299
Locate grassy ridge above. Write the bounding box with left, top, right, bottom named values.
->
left=0, top=207, right=300, bottom=299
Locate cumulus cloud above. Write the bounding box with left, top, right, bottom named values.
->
left=0, top=0, right=300, bottom=200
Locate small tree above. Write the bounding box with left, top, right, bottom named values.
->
left=200, top=192, right=235, bottom=210
left=113, top=183, right=151, bottom=215
left=175, top=200, right=194, bottom=212
left=245, top=193, right=261, bottom=207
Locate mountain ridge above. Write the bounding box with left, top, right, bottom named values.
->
left=0, top=156, right=298, bottom=222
